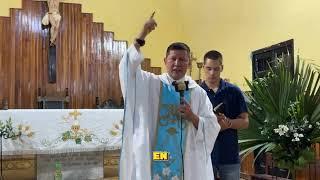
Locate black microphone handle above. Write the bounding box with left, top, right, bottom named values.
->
left=179, top=91, right=185, bottom=105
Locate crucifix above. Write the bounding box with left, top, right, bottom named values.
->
left=196, top=62, right=204, bottom=84
left=189, top=52, right=197, bottom=77
left=41, top=0, right=61, bottom=83
left=42, top=0, right=61, bottom=46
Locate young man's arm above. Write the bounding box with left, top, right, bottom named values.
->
left=225, top=112, right=249, bottom=130
left=217, top=87, right=249, bottom=131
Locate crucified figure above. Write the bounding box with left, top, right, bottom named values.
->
left=42, top=0, right=61, bottom=46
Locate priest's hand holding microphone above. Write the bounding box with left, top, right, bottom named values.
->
left=178, top=99, right=199, bottom=129
left=173, top=81, right=199, bottom=129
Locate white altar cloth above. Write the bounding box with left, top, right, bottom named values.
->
left=0, top=109, right=123, bottom=155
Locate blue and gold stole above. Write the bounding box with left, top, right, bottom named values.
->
left=151, top=82, right=191, bottom=180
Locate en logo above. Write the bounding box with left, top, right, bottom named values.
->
left=153, top=151, right=169, bottom=161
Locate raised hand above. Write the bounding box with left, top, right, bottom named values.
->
left=137, top=11, right=157, bottom=40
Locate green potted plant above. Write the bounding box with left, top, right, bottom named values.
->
left=239, top=57, right=320, bottom=179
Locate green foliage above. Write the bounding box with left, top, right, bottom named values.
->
left=0, top=117, right=18, bottom=139
left=239, top=57, right=320, bottom=172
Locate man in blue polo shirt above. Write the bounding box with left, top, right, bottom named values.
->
left=200, top=50, right=249, bottom=180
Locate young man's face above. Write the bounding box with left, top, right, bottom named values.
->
left=203, top=58, right=223, bottom=84
left=164, top=50, right=190, bottom=80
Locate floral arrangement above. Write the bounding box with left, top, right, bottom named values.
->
left=15, top=124, right=35, bottom=138
left=109, top=120, right=123, bottom=137
left=61, top=110, right=93, bottom=144
left=62, top=121, right=93, bottom=144
left=239, top=58, right=320, bottom=175
left=0, top=117, right=35, bottom=141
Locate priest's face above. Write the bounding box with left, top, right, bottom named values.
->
left=164, top=50, right=190, bottom=80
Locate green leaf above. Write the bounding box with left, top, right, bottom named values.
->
left=253, top=143, right=276, bottom=164
left=311, top=102, right=320, bottom=121
left=240, top=142, right=268, bottom=161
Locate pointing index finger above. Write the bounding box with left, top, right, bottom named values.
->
left=150, top=11, right=155, bottom=19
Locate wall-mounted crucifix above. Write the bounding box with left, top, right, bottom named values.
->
left=41, top=0, right=61, bottom=83
left=42, top=0, right=61, bottom=46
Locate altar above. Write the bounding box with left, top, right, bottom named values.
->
left=0, top=109, right=123, bottom=179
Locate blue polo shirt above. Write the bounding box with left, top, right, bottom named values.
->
left=201, top=79, right=248, bottom=165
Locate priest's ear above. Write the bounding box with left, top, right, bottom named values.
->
left=163, top=57, right=167, bottom=64
left=188, top=59, right=192, bottom=67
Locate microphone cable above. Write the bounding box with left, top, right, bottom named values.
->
left=173, top=81, right=188, bottom=180
left=180, top=93, right=185, bottom=180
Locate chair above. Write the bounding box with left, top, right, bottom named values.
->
left=37, top=88, right=69, bottom=109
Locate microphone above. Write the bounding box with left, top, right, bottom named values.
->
left=172, top=81, right=189, bottom=105
left=172, top=81, right=189, bottom=180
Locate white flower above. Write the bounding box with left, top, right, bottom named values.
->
left=162, top=167, right=171, bottom=176
left=280, top=125, right=289, bottom=132
left=309, top=125, right=312, bottom=128
left=293, top=133, right=304, bottom=138
left=279, top=132, right=285, bottom=136
left=316, top=122, right=320, bottom=126
left=274, top=125, right=289, bottom=136
left=24, top=130, right=31, bottom=135
left=172, top=175, right=180, bottom=180
left=292, top=134, right=300, bottom=141
left=153, top=174, right=160, bottom=180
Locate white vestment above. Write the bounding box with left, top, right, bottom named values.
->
left=119, top=45, right=220, bottom=180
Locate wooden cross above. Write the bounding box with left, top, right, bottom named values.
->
left=41, top=0, right=61, bottom=83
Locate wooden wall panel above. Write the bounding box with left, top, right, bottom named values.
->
left=0, top=0, right=161, bottom=109
left=61, top=3, right=83, bottom=108
left=9, top=1, right=49, bottom=108
left=0, top=17, right=11, bottom=107
left=80, top=13, right=93, bottom=108
left=111, top=40, right=127, bottom=105
left=240, top=153, right=254, bottom=178
left=103, top=31, right=114, bottom=104
left=91, top=22, right=104, bottom=108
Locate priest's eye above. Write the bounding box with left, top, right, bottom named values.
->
left=213, top=67, right=221, bottom=71
left=168, top=58, right=188, bottom=64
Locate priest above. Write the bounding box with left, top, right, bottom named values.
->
left=119, top=13, right=220, bottom=180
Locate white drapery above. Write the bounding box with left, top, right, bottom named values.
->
left=0, top=109, right=123, bottom=155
